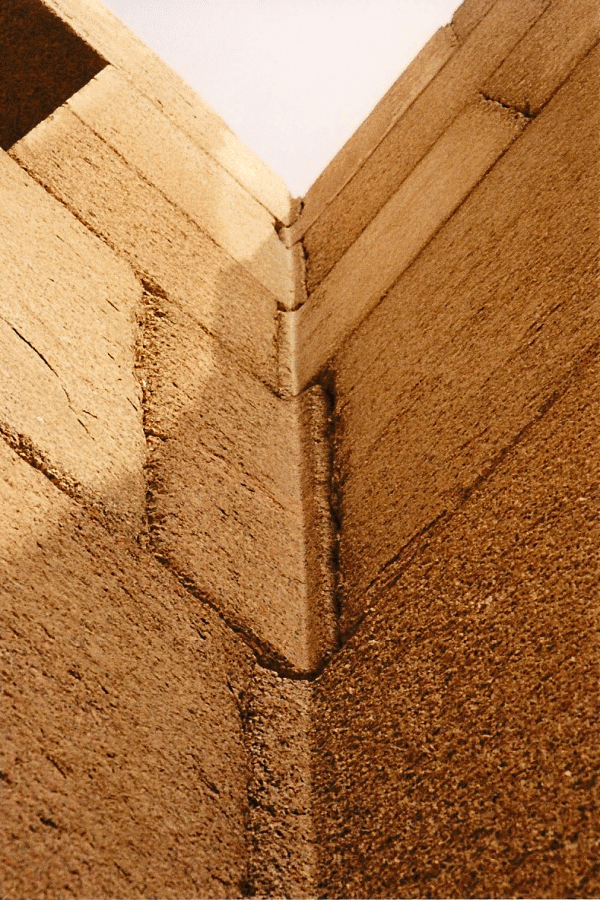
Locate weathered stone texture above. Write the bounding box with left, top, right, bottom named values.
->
left=300, top=0, right=548, bottom=295
left=245, top=670, right=315, bottom=899
left=483, top=0, right=600, bottom=114
left=313, top=348, right=600, bottom=899
left=294, top=96, right=527, bottom=389
left=10, top=105, right=279, bottom=388
left=0, top=440, right=254, bottom=900
left=41, top=0, right=293, bottom=222
left=0, top=150, right=145, bottom=527
left=67, top=66, right=294, bottom=306
left=331, top=47, right=598, bottom=634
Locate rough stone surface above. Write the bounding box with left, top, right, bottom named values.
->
left=0, top=0, right=105, bottom=150
left=69, top=66, right=294, bottom=306
left=483, top=0, right=600, bottom=115
left=296, top=25, right=458, bottom=239
left=295, top=97, right=526, bottom=390
left=245, top=670, right=315, bottom=899
left=42, top=0, right=293, bottom=222
left=138, top=287, right=315, bottom=673
left=10, top=106, right=278, bottom=387
left=313, top=349, right=600, bottom=900
left=0, top=150, right=145, bottom=528
left=451, top=0, right=498, bottom=41
left=301, top=0, right=548, bottom=294
left=0, top=439, right=254, bottom=900
left=332, top=48, right=598, bottom=634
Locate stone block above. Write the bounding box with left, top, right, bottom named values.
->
left=10, top=106, right=278, bottom=386
left=0, top=150, right=145, bottom=527
left=294, top=96, right=527, bottom=391
left=451, top=0, right=498, bottom=42
left=0, top=439, right=254, bottom=899
left=301, top=0, right=547, bottom=295
left=42, top=0, right=293, bottom=222
left=138, top=292, right=336, bottom=673
left=150, top=436, right=308, bottom=672
left=483, top=0, right=600, bottom=115
left=296, top=26, right=458, bottom=240
left=313, top=349, right=600, bottom=899
left=69, top=66, right=294, bottom=306
left=331, top=49, right=599, bottom=633
left=245, top=670, right=315, bottom=899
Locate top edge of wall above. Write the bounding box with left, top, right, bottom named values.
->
left=298, top=0, right=497, bottom=232
left=39, top=0, right=295, bottom=224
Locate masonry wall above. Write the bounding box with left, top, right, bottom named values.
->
left=1, top=1, right=316, bottom=896
left=0, top=0, right=598, bottom=897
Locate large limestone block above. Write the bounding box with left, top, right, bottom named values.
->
left=0, top=439, right=254, bottom=899
left=69, top=67, right=294, bottom=307
left=451, top=0, right=498, bottom=41
left=40, top=0, right=293, bottom=222
left=483, top=0, right=600, bottom=115
left=11, top=106, right=278, bottom=386
left=0, top=150, right=145, bottom=526
left=314, top=350, right=600, bottom=899
left=332, top=49, right=599, bottom=633
left=297, top=26, right=458, bottom=238
left=151, top=438, right=309, bottom=674
left=293, top=97, right=527, bottom=391
left=139, top=290, right=336, bottom=674
left=301, top=0, right=547, bottom=294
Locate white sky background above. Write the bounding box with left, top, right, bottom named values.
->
left=102, top=0, right=460, bottom=197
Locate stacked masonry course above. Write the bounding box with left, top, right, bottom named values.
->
left=0, top=0, right=598, bottom=897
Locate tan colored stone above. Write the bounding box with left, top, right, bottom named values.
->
left=150, top=438, right=309, bottom=672
left=451, top=0, right=498, bottom=42
left=0, top=149, right=145, bottom=526
left=10, top=106, right=278, bottom=386
left=302, top=0, right=547, bottom=294
left=294, top=97, right=527, bottom=391
left=331, top=49, right=598, bottom=632
left=42, top=0, right=293, bottom=222
left=246, top=670, right=315, bottom=899
left=296, top=26, right=458, bottom=239
left=0, top=439, right=254, bottom=900
left=483, top=0, right=600, bottom=115
left=142, top=298, right=303, bottom=512
left=69, top=66, right=294, bottom=306
left=314, top=350, right=600, bottom=900
left=140, top=294, right=337, bottom=673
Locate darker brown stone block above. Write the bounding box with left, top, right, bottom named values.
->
left=313, top=351, right=600, bottom=899
left=0, top=441, right=254, bottom=900
left=0, top=0, right=105, bottom=150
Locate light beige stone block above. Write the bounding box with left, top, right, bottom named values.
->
left=296, top=26, right=458, bottom=239
left=42, top=0, right=294, bottom=222
left=10, top=107, right=278, bottom=386
left=294, top=97, right=527, bottom=391
left=150, top=439, right=310, bottom=673
left=141, top=294, right=336, bottom=673
left=69, top=67, right=294, bottom=306
left=0, top=149, right=144, bottom=525
left=483, top=0, right=600, bottom=115
left=331, top=51, right=598, bottom=632
left=301, top=0, right=547, bottom=294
